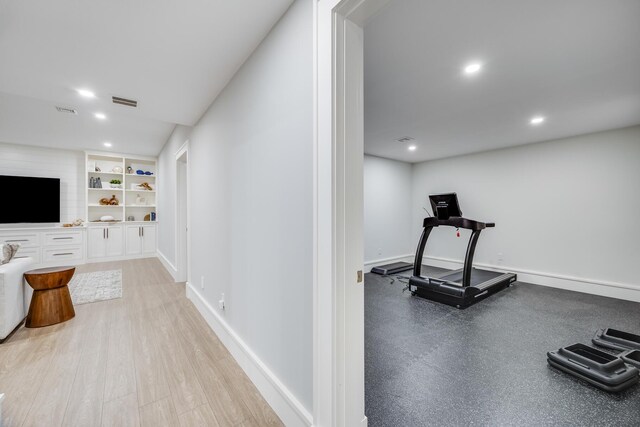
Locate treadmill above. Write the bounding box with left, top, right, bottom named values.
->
left=408, top=193, right=517, bottom=308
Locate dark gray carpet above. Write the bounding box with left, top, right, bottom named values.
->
left=365, top=266, right=640, bottom=427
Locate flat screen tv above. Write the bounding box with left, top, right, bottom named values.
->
left=0, top=175, right=60, bottom=224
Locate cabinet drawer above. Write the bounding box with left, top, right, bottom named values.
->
left=42, top=246, right=83, bottom=263
left=13, top=246, right=41, bottom=264
left=0, top=232, right=40, bottom=247
left=43, top=231, right=84, bottom=246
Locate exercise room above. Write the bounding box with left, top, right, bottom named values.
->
left=362, top=0, right=640, bottom=425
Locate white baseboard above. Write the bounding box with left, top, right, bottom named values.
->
left=157, top=250, right=178, bottom=281
left=364, top=254, right=413, bottom=273
left=185, top=283, right=313, bottom=427
left=421, top=255, right=640, bottom=303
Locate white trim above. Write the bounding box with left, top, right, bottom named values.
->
left=174, top=141, right=190, bottom=283
left=363, top=254, right=413, bottom=273
left=186, top=283, right=313, bottom=427
left=421, top=255, right=640, bottom=302
left=315, top=1, right=392, bottom=425
left=175, top=140, right=189, bottom=159
left=156, top=250, right=178, bottom=281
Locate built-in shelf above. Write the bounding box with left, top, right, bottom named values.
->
left=126, top=174, right=155, bottom=178
left=86, top=152, right=157, bottom=224
left=87, top=221, right=123, bottom=224
left=88, top=171, right=124, bottom=176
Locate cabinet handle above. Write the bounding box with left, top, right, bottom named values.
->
left=142, top=227, right=144, bottom=237
left=53, top=237, right=73, bottom=240
left=5, top=239, right=28, bottom=242
left=103, top=229, right=106, bottom=239
left=138, top=227, right=141, bottom=237
left=53, top=253, right=74, bottom=256
left=107, top=228, right=109, bottom=239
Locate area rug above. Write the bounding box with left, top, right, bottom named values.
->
left=68, top=269, right=122, bottom=305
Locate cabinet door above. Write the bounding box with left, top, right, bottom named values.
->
left=105, top=226, right=124, bottom=257
left=141, top=225, right=157, bottom=254
left=87, top=227, right=106, bottom=259
left=125, top=226, right=142, bottom=256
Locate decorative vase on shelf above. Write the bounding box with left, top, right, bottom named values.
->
left=95, top=177, right=102, bottom=188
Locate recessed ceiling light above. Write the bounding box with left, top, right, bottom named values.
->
left=103, top=142, right=112, bottom=148
left=94, top=112, right=107, bottom=120
left=77, top=89, right=96, bottom=98
left=530, top=116, right=545, bottom=125
left=408, top=145, right=417, bottom=151
left=463, top=62, right=483, bottom=75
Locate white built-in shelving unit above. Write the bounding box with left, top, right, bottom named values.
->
left=84, top=152, right=158, bottom=261
left=85, top=152, right=157, bottom=223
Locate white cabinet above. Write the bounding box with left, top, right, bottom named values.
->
left=88, top=225, right=124, bottom=260
left=142, top=225, right=156, bottom=254
left=125, top=224, right=156, bottom=257
left=125, top=226, right=142, bottom=255
left=0, top=228, right=85, bottom=267
left=0, top=231, right=41, bottom=264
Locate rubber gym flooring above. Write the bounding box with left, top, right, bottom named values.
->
left=365, top=265, right=640, bottom=426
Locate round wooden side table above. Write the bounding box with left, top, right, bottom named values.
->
left=24, top=266, right=76, bottom=328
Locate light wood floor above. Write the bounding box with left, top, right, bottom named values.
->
left=0, top=258, right=283, bottom=427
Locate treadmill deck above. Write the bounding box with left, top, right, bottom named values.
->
left=438, top=268, right=504, bottom=287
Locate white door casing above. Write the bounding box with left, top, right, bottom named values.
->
left=314, top=0, right=392, bottom=425
left=175, top=141, right=190, bottom=283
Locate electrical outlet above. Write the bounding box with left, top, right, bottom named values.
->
left=497, top=252, right=504, bottom=264
left=377, top=247, right=382, bottom=256
left=219, top=293, right=225, bottom=310
left=200, top=276, right=205, bottom=289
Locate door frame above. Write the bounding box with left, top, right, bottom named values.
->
left=175, top=141, right=190, bottom=283
left=314, top=0, right=392, bottom=425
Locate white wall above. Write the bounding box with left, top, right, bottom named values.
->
left=157, top=125, right=191, bottom=272
left=157, top=0, right=313, bottom=418
left=411, top=125, right=640, bottom=296
left=0, top=142, right=84, bottom=224
left=363, top=155, right=413, bottom=263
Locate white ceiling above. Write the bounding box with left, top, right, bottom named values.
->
left=363, top=0, right=640, bottom=163
left=0, top=0, right=293, bottom=155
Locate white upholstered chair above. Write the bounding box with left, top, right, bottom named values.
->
left=0, top=257, right=35, bottom=342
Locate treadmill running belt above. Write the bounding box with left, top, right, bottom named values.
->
left=438, top=268, right=503, bottom=287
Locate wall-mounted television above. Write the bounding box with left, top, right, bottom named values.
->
left=0, top=175, right=60, bottom=224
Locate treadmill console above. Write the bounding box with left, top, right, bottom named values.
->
left=429, top=193, right=462, bottom=220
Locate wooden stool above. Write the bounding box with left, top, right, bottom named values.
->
left=24, top=266, right=76, bottom=328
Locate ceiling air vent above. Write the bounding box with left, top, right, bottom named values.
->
left=55, top=106, right=78, bottom=114
left=396, top=136, right=414, bottom=143
left=112, top=96, right=138, bottom=108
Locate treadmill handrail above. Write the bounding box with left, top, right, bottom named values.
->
left=422, top=216, right=493, bottom=231
left=413, top=216, right=493, bottom=286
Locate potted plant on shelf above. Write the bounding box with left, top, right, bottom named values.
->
left=109, top=179, right=122, bottom=189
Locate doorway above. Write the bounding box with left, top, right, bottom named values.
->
left=315, top=0, right=391, bottom=425
left=176, top=142, right=189, bottom=283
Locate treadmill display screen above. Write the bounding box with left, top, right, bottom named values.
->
left=429, top=193, right=462, bottom=219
